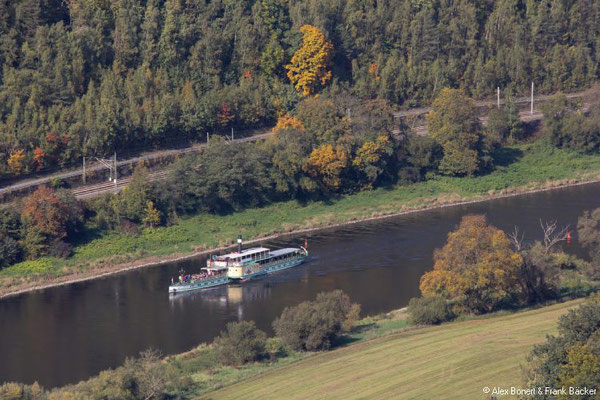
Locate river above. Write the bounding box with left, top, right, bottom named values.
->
left=1, top=182, right=598, bottom=388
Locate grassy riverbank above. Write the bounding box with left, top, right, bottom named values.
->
left=201, top=299, right=583, bottom=400
left=2, top=139, right=600, bottom=297
left=36, top=299, right=582, bottom=398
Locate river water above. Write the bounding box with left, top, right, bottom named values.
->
left=1, top=183, right=598, bottom=388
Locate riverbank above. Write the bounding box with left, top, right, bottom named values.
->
left=2, top=139, right=600, bottom=299
left=29, top=298, right=584, bottom=398
left=201, top=299, right=583, bottom=400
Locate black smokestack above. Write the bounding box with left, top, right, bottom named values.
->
left=237, top=234, right=242, bottom=253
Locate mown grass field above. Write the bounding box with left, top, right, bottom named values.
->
left=2, top=139, right=600, bottom=294
left=200, top=299, right=583, bottom=400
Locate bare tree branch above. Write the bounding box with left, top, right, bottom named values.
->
left=540, top=219, right=569, bottom=254
left=509, top=226, right=525, bottom=252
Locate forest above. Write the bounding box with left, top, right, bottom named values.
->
left=0, top=0, right=599, bottom=176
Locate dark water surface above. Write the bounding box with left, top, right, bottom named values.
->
left=1, top=183, right=599, bottom=388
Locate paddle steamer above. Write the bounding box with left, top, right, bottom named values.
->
left=168, top=235, right=308, bottom=293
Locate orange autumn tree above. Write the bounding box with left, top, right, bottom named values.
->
left=273, top=113, right=305, bottom=133
left=420, top=215, right=523, bottom=314
left=22, top=186, right=70, bottom=239
left=33, top=147, right=45, bottom=170
left=286, top=25, right=334, bottom=96
left=306, top=144, right=348, bottom=191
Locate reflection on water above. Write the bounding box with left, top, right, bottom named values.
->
left=167, top=284, right=272, bottom=322
left=1, top=182, right=600, bottom=388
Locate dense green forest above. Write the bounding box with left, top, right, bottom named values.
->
left=0, top=0, right=599, bottom=176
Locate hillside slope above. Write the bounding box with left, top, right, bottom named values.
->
left=202, top=300, right=583, bottom=400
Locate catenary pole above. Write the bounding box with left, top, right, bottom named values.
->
left=114, top=152, right=117, bottom=190
left=497, top=87, right=500, bottom=109
left=531, top=82, right=534, bottom=115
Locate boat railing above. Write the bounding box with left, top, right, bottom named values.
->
left=177, top=270, right=227, bottom=284
left=261, top=253, right=304, bottom=267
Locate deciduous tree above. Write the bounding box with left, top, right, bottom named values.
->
left=578, top=208, right=600, bottom=279
left=285, top=25, right=334, bottom=96
left=420, top=214, right=522, bottom=314
left=558, top=331, right=600, bottom=398
left=22, top=185, right=69, bottom=239
left=273, top=113, right=304, bottom=133
left=273, top=290, right=360, bottom=351
left=143, top=200, right=161, bottom=227
left=214, top=321, right=267, bottom=366
left=426, top=88, right=487, bottom=176
left=7, top=149, right=27, bottom=174
left=352, top=135, right=394, bottom=188
left=524, top=293, right=600, bottom=396
left=306, top=144, right=348, bottom=192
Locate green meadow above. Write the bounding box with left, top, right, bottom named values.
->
left=201, top=300, right=583, bottom=400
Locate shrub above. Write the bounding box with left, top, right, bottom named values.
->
left=0, top=381, right=45, bottom=399
left=2, top=258, right=57, bottom=276
left=49, top=177, right=65, bottom=189
left=407, top=296, right=453, bottom=325
left=265, top=337, right=288, bottom=361
left=119, top=220, right=140, bottom=236
left=273, top=290, right=360, bottom=351
left=49, top=349, right=173, bottom=400
left=121, top=349, right=171, bottom=400
left=213, top=321, right=267, bottom=366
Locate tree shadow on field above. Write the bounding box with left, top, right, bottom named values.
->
left=334, top=335, right=361, bottom=348
left=333, top=322, right=378, bottom=348
left=491, top=147, right=524, bottom=168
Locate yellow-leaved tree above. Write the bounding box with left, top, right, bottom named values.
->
left=419, top=214, right=522, bottom=314
left=352, top=135, right=393, bottom=188
left=286, top=25, right=334, bottom=96
left=7, top=149, right=27, bottom=174
left=143, top=200, right=161, bottom=227
left=306, top=144, right=348, bottom=191
left=558, top=331, right=600, bottom=398
left=273, top=113, right=305, bottom=133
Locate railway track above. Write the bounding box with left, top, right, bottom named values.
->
left=400, top=110, right=547, bottom=136
left=393, top=90, right=588, bottom=119
left=1, top=87, right=596, bottom=202
left=0, top=129, right=273, bottom=197
left=72, top=170, right=171, bottom=199
left=21, top=108, right=578, bottom=199
left=404, top=105, right=590, bottom=136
